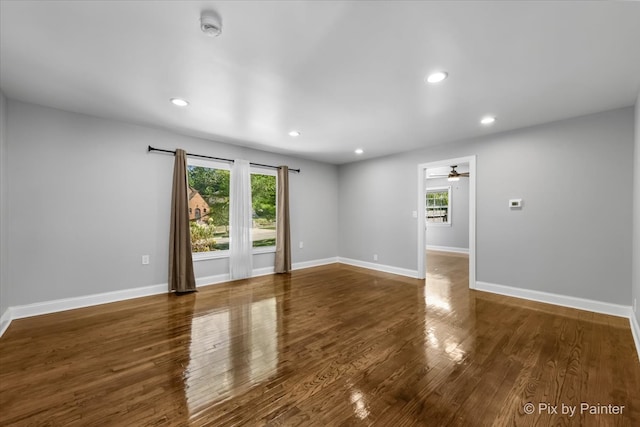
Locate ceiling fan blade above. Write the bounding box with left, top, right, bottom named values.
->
left=459, top=172, right=470, bottom=177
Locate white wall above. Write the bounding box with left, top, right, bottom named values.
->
left=3, top=100, right=339, bottom=308
left=633, top=91, right=640, bottom=324
left=425, top=177, right=469, bottom=250
left=0, top=92, right=7, bottom=317
left=339, top=107, right=634, bottom=305
left=3, top=98, right=637, bottom=320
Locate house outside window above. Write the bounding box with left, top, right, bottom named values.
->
left=187, top=159, right=231, bottom=254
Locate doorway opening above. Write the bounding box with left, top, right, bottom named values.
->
left=417, top=155, right=476, bottom=289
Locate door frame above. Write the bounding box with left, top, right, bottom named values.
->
left=417, top=155, right=476, bottom=289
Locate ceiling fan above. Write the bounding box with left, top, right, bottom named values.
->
left=429, top=165, right=470, bottom=182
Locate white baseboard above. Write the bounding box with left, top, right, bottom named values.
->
left=232, top=258, right=342, bottom=283
left=293, top=257, right=338, bottom=270
left=0, top=257, right=342, bottom=338
left=10, top=283, right=168, bottom=321
left=243, top=258, right=340, bottom=280
left=337, top=257, right=419, bottom=279
left=196, top=273, right=230, bottom=287
left=631, top=314, right=640, bottom=363
left=425, top=245, right=469, bottom=254
left=475, top=281, right=632, bottom=318
left=252, top=267, right=275, bottom=278
left=0, top=307, right=12, bottom=337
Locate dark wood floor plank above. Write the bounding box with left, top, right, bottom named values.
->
left=1, top=253, right=639, bottom=426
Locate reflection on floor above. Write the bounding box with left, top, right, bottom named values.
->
left=1, top=253, right=638, bottom=426
left=186, top=296, right=278, bottom=414
left=424, top=251, right=469, bottom=364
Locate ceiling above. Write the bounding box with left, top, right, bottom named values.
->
left=1, top=1, right=639, bottom=164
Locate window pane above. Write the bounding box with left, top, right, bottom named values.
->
left=251, top=174, right=276, bottom=248
left=188, top=165, right=230, bottom=252
left=426, top=190, right=450, bottom=224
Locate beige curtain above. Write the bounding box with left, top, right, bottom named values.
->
left=169, top=149, right=196, bottom=292
left=275, top=166, right=291, bottom=273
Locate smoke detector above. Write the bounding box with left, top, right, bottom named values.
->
left=200, top=10, right=222, bottom=37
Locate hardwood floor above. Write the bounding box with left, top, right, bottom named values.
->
left=1, top=252, right=638, bottom=426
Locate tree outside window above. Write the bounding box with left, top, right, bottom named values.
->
left=426, top=186, right=451, bottom=225
left=251, top=173, right=276, bottom=248
left=188, top=164, right=230, bottom=252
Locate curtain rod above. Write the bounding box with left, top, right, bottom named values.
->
left=147, top=146, right=301, bottom=173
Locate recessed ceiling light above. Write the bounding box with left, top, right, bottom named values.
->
left=170, top=98, right=189, bottom=107
left=288, top=130, right=300, bottom=137
left=425, top=71, right=448, bottom=84
left=355, top=148, right=364, bottom=155
left=480, top=116, right=496, bottom=125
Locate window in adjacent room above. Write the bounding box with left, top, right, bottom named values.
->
left=426, top=186, right=451, bottom=225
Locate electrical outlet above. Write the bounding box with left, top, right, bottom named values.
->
left=299, top=241, right=304, bottom=249
left=142, top=255, right=150, bottom=265
left=373, top=254, right=378, bottom=262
